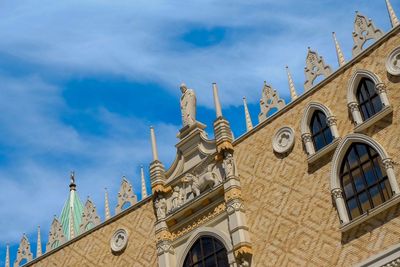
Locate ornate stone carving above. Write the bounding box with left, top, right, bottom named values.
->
left=382, top=257, right=400, bottom=267
left=352, top=12, right=383, bottom=57
left=223, top=151, right=237, bottom=178
left=273, top=127, right=295, bottom=154
left=46, top=217, right=66, bottom=252
left=226, top=199, right=245, bottom=214
left=383, top=158, right=394, bottom=169
left=386, top=47, right=400, bottom=76
left=157, top=240, right=174, bottom=255
left=180, top=83, right=197, bottom=127
left=331, top=188, right=343, bottom=199
left=304, top=48, right=332, bottom=91
left=80, top=199, right=101, bottom=233
left=301, top=133, right=312, bottom=143
left=376, top=82, right=387, bottom=94
left=326, top=116, right=337, bottom=126
left=258, top=82, right=285, bottom=122
left=14, top=234, right=33, bottom=267
left=110, top=229, right=128, bottom=253
left=155, top=196, right=167, bottom=220
left=115, top=177, right=137, bottom=214
left=348, top=102, right=360, bottom=112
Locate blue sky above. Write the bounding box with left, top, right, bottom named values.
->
left=0, top=0, right=396, bottom=265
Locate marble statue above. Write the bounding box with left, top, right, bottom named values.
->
left=223, top=152, right=237, bottom=177
left=183, top=171, right=217, bottom=198
left=180, top=83, right=197, bottom=127
left=155, top=197, right=167, bottom=220
left=171, top=186, right=182, bottom=210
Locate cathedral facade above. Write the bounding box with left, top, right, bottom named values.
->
left=6, top=1, right=400, bottom=266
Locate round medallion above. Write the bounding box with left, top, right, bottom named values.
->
left=110, top=229, right=128, bottom=253
left=386, top=47, right=400, bottom=76
left=272, top=127, right=295, bottom=154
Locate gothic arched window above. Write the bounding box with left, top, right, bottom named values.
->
left=183, top=236, right=229, bottom=267
left=356, top=78, right=383, bottom=121
left=340, top=143, right=392, bottom=220
left=310, top=110, right=334, bottom=152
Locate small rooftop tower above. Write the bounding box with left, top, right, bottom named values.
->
left=59, top=171, right=84, bottom=240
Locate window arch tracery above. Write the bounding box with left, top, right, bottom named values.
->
left=183, top=236, right=229, bottom=267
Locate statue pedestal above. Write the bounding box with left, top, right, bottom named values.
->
left=177, top=122, right=207, bottom=140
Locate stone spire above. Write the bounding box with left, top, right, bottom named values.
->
left=285, top=66, right=298, bottom=100
left=14, top=234, right=33, bottom=266
left=104, top=188, right=111, bottom=220
left=149, top=126, right=167, bottom=194
left=212, top=83, right=223, bottom=118
left=242, top=97, right=253, bottom=132
left=386, top=0, right=399, bottom=27
left=69, top=207, right=75, bottom=239
left=332, top=32, right=346, bottom=67
left=141, top=165, right=148, bottom=199
left=150, top=126, right=159, bottom=162
left=5, top=244, right=9, bottom=267
left=36, top=226, right=42, bottom=257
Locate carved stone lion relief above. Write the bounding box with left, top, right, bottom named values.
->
left=273, top=127, right=295, bottom=154
left=386, top=47, right=400, bottom=76
left=110, top=229, right=129, bottom=253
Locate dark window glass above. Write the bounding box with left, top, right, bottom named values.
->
left=356, top=78, right=383, bottom=121
left=310, top=110, right=334, bottom=151
left=340, top=143, right=392, bottom=220
left=183, top=236, right=229, bottom=267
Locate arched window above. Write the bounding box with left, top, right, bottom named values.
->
left=356, top=78, right=383, bottom=121
left=183, top=236, right=229, bottom=267
left=340, top=143, right=392, bottom=220
left=310, top=110, right=334, bottom=152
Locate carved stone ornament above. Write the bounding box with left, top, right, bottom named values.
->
left=258, top=82, right=285, bottom=123
left=386, top=47, right=400, bottom=76
left=273, top=127, right=295, bottom=154
left=14, top=234, right=33, bottom=267
left=223, top=151, right=237, bottom=178
left=157, top=240, right=174, bottom=255
left=304, top=48, right=332, bottom=91
left=331, top=188, right=343, bottom=199
left=115, top=177, right=137, bottom=214
left=383, top=158, right=394, bottom=169
left=80, top=199, right=101, bottom=233
left=352, top=12, right=383, bottom=57
left=46, top=217, right=66, bottom=252
left=110, top=229, right=128, bottom=253
left=154, top=196, right=167, bottom=220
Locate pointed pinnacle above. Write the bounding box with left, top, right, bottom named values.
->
left=386, top=0, right=399, bottom=27
left=36, top=226, right=42, bottom=257
left=242, top=97, right=253, bottom=132
left=332, top=32, right=346, bottom=67
left=105, top=188, right=111, bottom=220
left=285, top=66, right=298, bottom=101
left=140, top=166, right=148, bottom=199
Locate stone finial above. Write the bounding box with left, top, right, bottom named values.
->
left=5, top=244, right=10, bottom=267
left=141, top=166, right=148, bottom=199
left=46, top=217, right=66, bottom=252
left=285, top=66, right=298, bottom=100
left=104, top=188, right=111, bottom=220
left=150, top=126, right=159, bottom=162
left=243, top=97, right=253, bottom=132
left=212, top=83, right=223, bottom=118
left=258, top=82, right=285, bottom=123
left=352, top=11, right=383, bottom=56
left=14, top=234, right=33, bottom=267
left=386, top=0, right=399, bottom=27
left=332, top=32, right=346, bottom=67
left=115, top=177, right=137, bottom=214
left=69, top=171, right=76, bottom=191
left=304, top=48, right=332, bottom=90
left=36, top=226, right=42, bottom=258
left=80, top=198, right=101, bottom=233
left=69, top=207, right=75, bottom=239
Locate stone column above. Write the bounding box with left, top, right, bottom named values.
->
left=326, top=116, right=339, bottom=138
left=331, top=188, right=350, bottom=224
left=301, top=133, right=315, bottom=156
left=155, top=219, right=175, bottom=267
left=223, top=153, right=252, bottom=267
left=383, top=158, right=400, bottom=194
left=348, top=102, right=363, bottom=125
left=375, top=83, right=390, bottom=107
